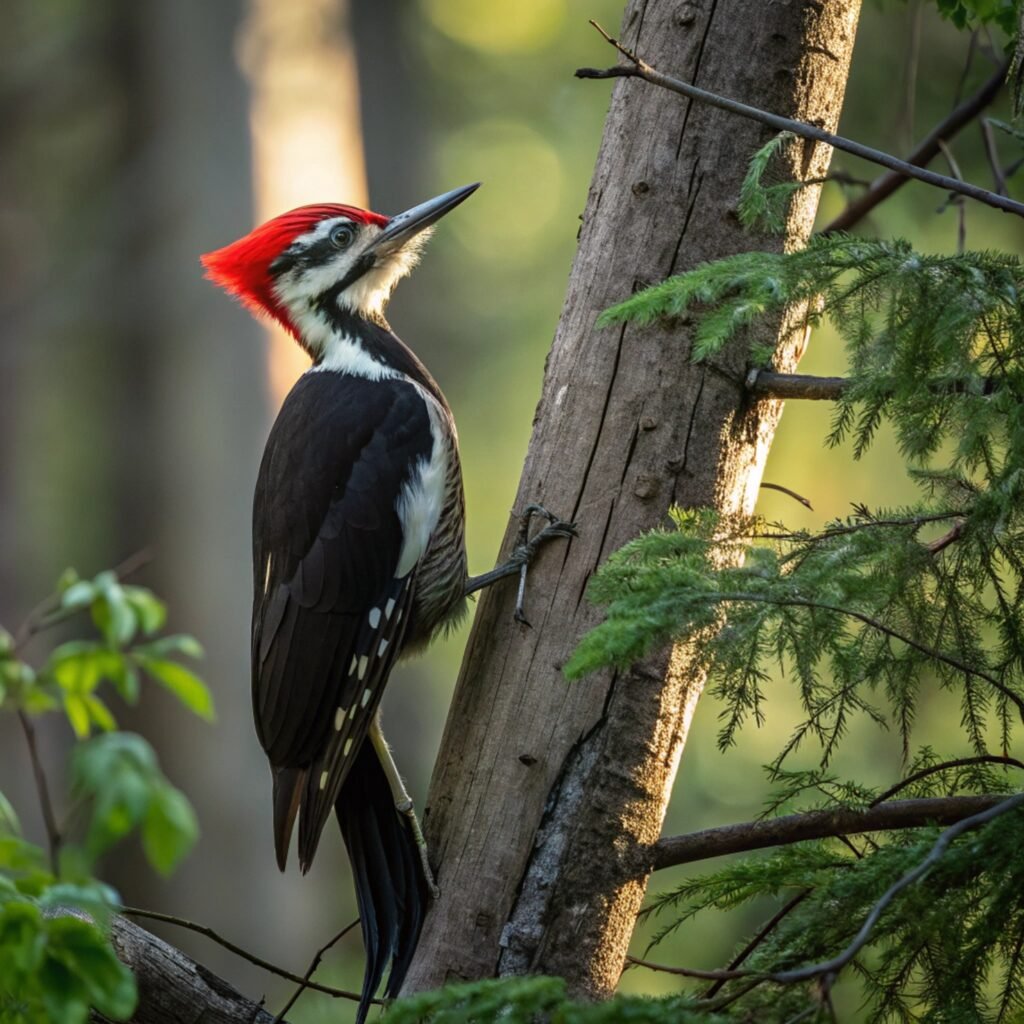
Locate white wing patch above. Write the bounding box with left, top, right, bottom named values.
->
left=395, top=390, right=448, bottom=579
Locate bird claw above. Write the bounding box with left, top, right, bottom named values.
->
left=512, top=504, right=577, bottom=624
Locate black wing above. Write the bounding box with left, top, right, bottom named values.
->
left=252, top=371, right=433, bottom=869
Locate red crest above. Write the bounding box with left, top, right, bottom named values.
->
left=200, top=204, right=388, bottom=334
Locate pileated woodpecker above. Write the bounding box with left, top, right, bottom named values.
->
left=202, top=184, right=572, bottom=1021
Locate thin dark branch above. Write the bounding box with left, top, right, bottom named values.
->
left=757, top=511, right=962, bottom=544
left=747, top=370, right=849, bottom=401
left=937, top=139, right=967, bottom=254
left=981, top=118, right=1008, bottom=195
left=626, top=954, right=750, bottom=981
left=926, top=520, right=966, bottom=556
left=820, top=57, right=1011, bottom=232
left=576, top=26, right=1022, bottom=219
left=702, top=889, right=813, bottom=998
left=272, top=919, right=360, bottom=1023
left=871, top=755, right=1024, bottom=807
left=652, top=794, right=1006, bottom=871
left=759, top=482, right=813, bottom=510
left=701, top=592, right=1024, bottom=721
left=18, top=710, right=61, bottom=874
left=768, top=793, right=1024, bottom=983
left=97, top=915, right=281, bottom=1024
left=746, top=369, right=999, bottom=402
left=122, top=907, right=376, bottom=1005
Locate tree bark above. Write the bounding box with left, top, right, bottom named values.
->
left=91, top=917, right=278, bottom=1024
left=403, top=0, right=861, bottom=1001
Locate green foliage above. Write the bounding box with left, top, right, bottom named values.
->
left=565, top=100, right=1024, bottom=1020
left=0, top=568, right=211, bottom=1022
left=640, top=778, right=1024, bottom=1022
left=931, top=0, right=1019, bottom=36
left=385, top=976, right=728, bottom=1024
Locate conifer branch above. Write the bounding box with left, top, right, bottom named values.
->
left=702, top=592, right=1024, bottom=720
left=577, top=26, right=1024, bottom=219
left=652, top=794, right=1007, bottom=870
left=767, top=792, right=1024, bottom=984
left=870, top=754, right=1024, bottom=806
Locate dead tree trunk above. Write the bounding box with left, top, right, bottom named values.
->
left=403, top=0, right=861, bottom=1000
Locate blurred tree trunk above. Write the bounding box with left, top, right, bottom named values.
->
left=240, top=0, right=369, bottom=406
left=404, top=0, right=861, bottom=1000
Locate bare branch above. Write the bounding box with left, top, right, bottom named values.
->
left=122, top=907, right=373, bottom=1005
left=759, top=482, right=813, bottom=510
left=272, top=919, right=360, bottom=1022
left=91, top=915, right=282, bottom=1024
left=981, top=118, right=1008, bottom=195
left=746, top=370, right=849, bottom=401
left=702, top=889, right=813, bottom=998
left=625, top=955, right=749, bottom=981
left=821, top=57, right=1011, bottom=232
left=576, top=27, right=1023, bottom=219
left=871, top=755, right=1024, bottom=807
left=17, top=711, right=61, bottom=874
left=652, top=794, right=1007, bottom=871
left=769, top=793, right=1024, bottom=984
left=746, top=370, right=1001, bottom=403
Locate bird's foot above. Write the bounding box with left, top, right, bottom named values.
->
left=463, top=504, right=577, bottom=625
left=510, top=505, right=577, bottom=626
left=396, top=798, right=440, bottom=899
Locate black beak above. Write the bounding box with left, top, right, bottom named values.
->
left=367, top=183, right=481, bottom=257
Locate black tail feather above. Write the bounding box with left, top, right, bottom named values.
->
left=337, top=742, right=428, bottom=1023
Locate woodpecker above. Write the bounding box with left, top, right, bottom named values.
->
left=201, top=184, right=572, bottom=1022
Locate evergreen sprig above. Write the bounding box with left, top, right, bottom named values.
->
left=566, top=503, right=1024, bottom=762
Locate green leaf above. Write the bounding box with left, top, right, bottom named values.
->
left=72, top=734, right=158, bottom=860
left=0, top=899, right=44, bottom=977
left=91, top=585, right=137, bottom=647
left=38, top=882, right=121, bottom=928
left=0, top=791, right=21, bottom=836
left=44, top=916, right=137, bottom=1021
left=0, top=626, right=13, bottom=657
left=60, top=581, right=96, bottom=612
left=142, top=783, right=198, bottom=875
left=135, top=656, right=215, bottom=721
left=134, top=633, right=205, bottom=660
left=121, top=586, right=166, bottom=636
left=63, top=693, right=92, bottom=739
left=84, top=695, right=117, bottom=732
left=56, top=568, right=80, bottom=594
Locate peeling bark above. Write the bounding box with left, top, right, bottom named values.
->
left=403, top=0, right=861, bottom=1001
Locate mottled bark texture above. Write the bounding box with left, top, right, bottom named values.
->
left=403, top=0, right=861, bottom=1001
left=91, top=917, right=278, bottom=1024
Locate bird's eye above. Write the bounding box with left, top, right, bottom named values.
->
left=329, top=223, right=357, bottom=250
